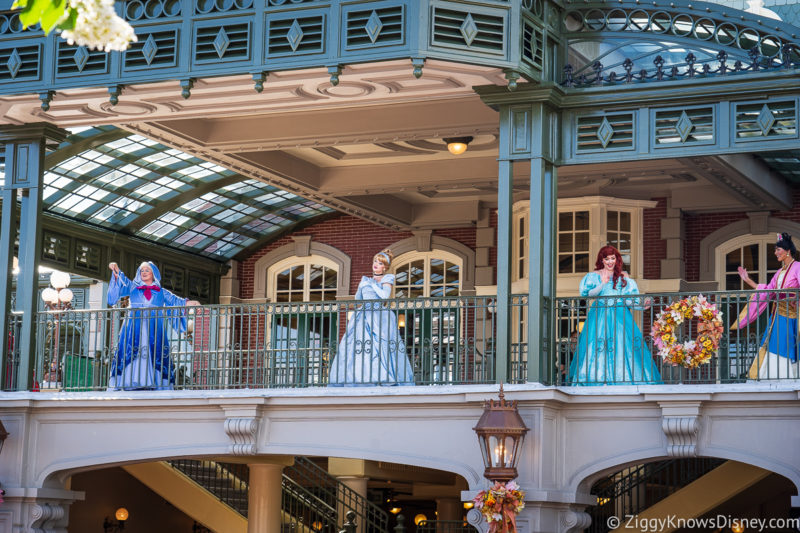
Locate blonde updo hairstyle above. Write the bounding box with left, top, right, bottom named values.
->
left=373, top=248, right=394, bottom=270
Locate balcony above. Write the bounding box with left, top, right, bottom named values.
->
left=3, top=289, right=797, bottom=392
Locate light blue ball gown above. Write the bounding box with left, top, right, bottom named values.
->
left=107, top=262, right=188, bottom=390
left=328, top=274, right=415, bottom=386
left=568, top=272, right=662, bottom=385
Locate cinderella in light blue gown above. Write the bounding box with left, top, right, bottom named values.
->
left=328, top=274, right=415, bottom=386
left=568, top=272, right=662, bottom=385
left=107, top=262, right=189, bottom=390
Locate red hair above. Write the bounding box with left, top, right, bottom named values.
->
left=595, top=245, right=626, bottom=289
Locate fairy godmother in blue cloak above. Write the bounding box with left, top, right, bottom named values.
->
left=107, top=261, right=199, bottom=390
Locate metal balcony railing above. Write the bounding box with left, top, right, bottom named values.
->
left=553, top=288, right=800, bottom=385
left=18, top=295, right=519, bottom=391
left=6, top=288, right=799, bottom=391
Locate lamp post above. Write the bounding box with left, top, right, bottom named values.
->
left=473, top=384, right=529, bottom=483
left=40, top=270, right=74, bottom=311
left=39, top=271, right=74, bottom=389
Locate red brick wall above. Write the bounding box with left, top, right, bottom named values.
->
left=682, top=190, right=800, bottom=281
left=238, top=214, right=476, bottom=298
left=643, top=198, right=667, bottom=280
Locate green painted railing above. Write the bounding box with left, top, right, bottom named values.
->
left=553, top=288, right=800, bottom=385
left=17, top=294, right=523, bottom=391
left=9, top=288, right=797, bottom=391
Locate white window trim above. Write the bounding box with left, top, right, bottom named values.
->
left=267, top=254, right=340, bottom=302
left=513, top=203, right=528, bottom=283
left=714, top=234, right=777, bottom=290
left=392, top=250, right=463, bottom=298
left=512, top=196, right=656, bottom=296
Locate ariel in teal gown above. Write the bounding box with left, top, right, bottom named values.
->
left=568, top=272, right=662, bottom=385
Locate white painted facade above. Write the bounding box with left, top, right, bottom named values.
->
left=1, top=384, right=799, bottom=532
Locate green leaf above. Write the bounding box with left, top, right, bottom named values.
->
left=56, top=7, right=77, bottom=31
left=40, top=0, right=68, bottom=32
left=12, top=0, right=67, bottom=34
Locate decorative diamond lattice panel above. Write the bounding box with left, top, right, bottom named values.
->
left=0, top=45, right=40, bottom=81
left=577, top=113, right=635, bottom=151
left=42, top=231, right=70, bottom=266
left=346, top=6, right=403, bottom=48
left=56, top=42, right=108, bottom=76
left=654, top=107, right=714, bottom=145
left=735, top=100, right=797, bottom=140
left=431, top=7, right=505, bottom=54
left=195, top=22, right=250, bottom=62
left=124, top=29, right=178, bottom=69
left=268, top=15, right=325, bottom=56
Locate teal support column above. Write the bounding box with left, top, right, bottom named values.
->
left=527, top=159, right=557, bottom=384
left=0, top=124, right=67, bottom=390
left=495, top=159, right=514, bottom=383
left=495, top=105, right=517, bottom=384
left=0, top=171, right=18, bottom=389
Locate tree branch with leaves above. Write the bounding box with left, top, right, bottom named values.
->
left=12, top=0, right=137, bottom=51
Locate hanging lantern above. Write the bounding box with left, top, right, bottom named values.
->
left=473, top=384, right=529, bottom=483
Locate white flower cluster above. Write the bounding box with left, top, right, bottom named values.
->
left=60, top=0, right=137, bottom=52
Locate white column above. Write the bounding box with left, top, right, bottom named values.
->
left=248, top=457, right=293, bottom=533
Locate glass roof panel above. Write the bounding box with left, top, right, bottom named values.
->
left=36, top=126, right=335, bottom=260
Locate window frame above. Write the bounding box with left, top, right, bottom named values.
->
left=267, top=254, right=340, bottom=302
left=391, top=250, right=463, bottom=298
left=512, top=197, right=653, bottom=295
left=715, top=234, right=780, bottom=291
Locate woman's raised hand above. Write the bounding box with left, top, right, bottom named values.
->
left=108, top=262, right=120, bottom=279
left=737, top=266, right=750, bottom=283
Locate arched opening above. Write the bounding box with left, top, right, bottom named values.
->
left=581, top=458, right=798, bottom=533
left=64, top=457, right=475, bottom=533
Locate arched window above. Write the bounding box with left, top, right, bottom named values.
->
left=266, top=256, right=339, bottom=385
left=268, top=256, right=339, bottom=302
left=392, top=252, right=461, bottom=298
left=716, top=235, right=780, bottom=290
left=391, top=252, right=462, bottom=383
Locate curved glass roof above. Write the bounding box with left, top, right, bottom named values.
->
left=39, top=126, right=334, bottom=260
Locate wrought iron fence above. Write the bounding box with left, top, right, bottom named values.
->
left=554, top=288, right=800, bottom=385
left=22, top=295, right=504, bottom=391
left=285, top=457, right=388, bottom=533
left=169, top=460, right=250, bottom=516
left=2, top=312, right=22, bottom=391
left=13, top=288, right=799, bottom=391
left=169, top=458, right=357, bottom=532
left=562, top=47, right=800, bottom=88
left=588, top=458, right=725, bottom=533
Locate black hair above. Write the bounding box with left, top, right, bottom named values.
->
left=776, top=232, right=797, bottom=255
